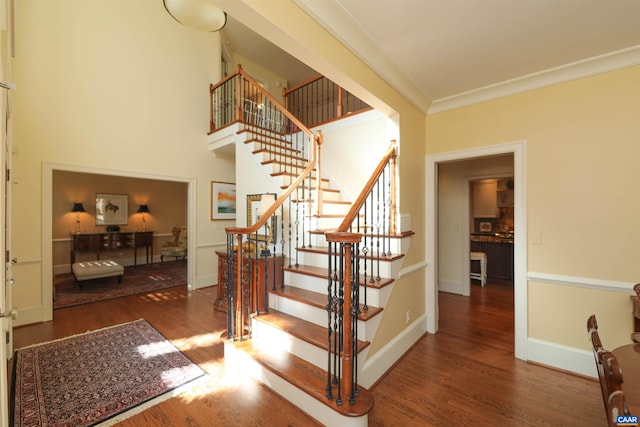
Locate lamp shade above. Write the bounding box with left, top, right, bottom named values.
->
left=137, top=204, right=150, bottom=214
left=163, top=0, right=227, bottom=32
left=71, top=202, right=86, bottom=213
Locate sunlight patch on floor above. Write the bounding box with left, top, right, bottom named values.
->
left=171, top=330, right=224, bottom=351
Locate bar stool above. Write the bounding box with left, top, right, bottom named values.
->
left=470, top=252, right=487, bottom=286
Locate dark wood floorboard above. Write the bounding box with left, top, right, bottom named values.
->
left=9, top=281, right=604, bottom=426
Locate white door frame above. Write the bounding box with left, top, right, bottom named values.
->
left=425, top=140, right=528, bottom=360
left=41, top=163, right=197, bottom=323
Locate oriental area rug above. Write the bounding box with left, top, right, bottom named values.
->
left=54, top=262, right=186, bottom=309
left=11, top=319, right=206, bottom=427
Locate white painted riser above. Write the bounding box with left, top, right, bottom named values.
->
left=268, top=293, right=380, bottom=341
left=307, top=235, right=407, bottom=254
left=224, top=340, right=369, bottom=427
left=284, top=270, right=394, bottom=308
left=251, top=316, right=370, bottom=372
left=294, top=251, right=403, bottom=279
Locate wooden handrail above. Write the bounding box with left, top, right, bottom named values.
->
left=237, top=65, right=312, bottom=139
left=337, top=140, right=397, bottom=232
left=226, top=131, right=323, bottom=236
left=282, top=73, right=323, bottom=98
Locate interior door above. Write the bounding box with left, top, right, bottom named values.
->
left=0, top=80, right=11, bottom=426
left=0, top=2, right=15, bottom=425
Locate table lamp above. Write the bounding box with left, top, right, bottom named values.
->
left=137, top=204, right=150, bottom=231
left=71, top=202, right=86, bottom=233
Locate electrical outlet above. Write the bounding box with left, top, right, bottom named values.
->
left=406, top=310, right=411, bottom=324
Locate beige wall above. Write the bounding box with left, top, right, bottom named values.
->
left=52, top=170, right=187, bottom=268
left=427, top=66, right=640, bottom=352
left=11, top=0, right=234, bottom=325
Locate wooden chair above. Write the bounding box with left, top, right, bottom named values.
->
left=601, top=351, right=631, bottom=426
left=587, top=315, right=631, bottom=426
left=608, top=391, right=631, bottom=427
left=587, top=314, right=608, bottom=411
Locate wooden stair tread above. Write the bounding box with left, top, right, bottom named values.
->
left=284, top=264, right=394, bottom=289
left=292, top=199, right=350, bottom=205
left=228, top=338, right=374, bottom=418
left=297, top=246, right=405, bottom=261
left=254, top=309, right=370, bottom=354
left=270, top=285, right=384, bottom=321
left=310, top=228, right=414, bottom=238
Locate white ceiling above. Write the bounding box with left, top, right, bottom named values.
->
left=221, top=0, right=640, bottom=113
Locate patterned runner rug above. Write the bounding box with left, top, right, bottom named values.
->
left=54, top=262, right=186, bottom=309
left=11, top=319, right=206, bottom=426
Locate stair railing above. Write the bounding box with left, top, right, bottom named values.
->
left=282, top=74, right=372, bottom=129
left=324, top=140, right=398, bottom=406
left=219, top=65, right=325, bottom=341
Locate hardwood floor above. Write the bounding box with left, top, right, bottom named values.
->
left=9, top=282, right=603, bottom=426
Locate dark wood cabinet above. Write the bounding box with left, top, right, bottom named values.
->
left=213, top=251, right=284, bottom=313
left=71, top=231, right=153, bottom=266
left=471, top=240, right=513, bottom=286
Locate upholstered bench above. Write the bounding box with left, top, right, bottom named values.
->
left=72, top=260, right=124, bottom=288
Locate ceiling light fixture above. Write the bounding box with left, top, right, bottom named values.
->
left=163, top=0, right=227, bottom=32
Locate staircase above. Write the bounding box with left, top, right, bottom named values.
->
left=207, top=66, right=413, bottom=426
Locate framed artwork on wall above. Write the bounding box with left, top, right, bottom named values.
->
left=95, top=193, right=128, bottom=225
left=211, top=181, right=236, bottom=220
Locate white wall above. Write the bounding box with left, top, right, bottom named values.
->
left=316, top=110, right=393, bottom=202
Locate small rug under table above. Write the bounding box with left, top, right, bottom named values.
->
left=54, top=262, right=186, bottom=309
left=11, top=319, right=206, bottom=426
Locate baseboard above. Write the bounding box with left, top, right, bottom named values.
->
left=527, top=337, right=596, bottom=378
left=359, top=313, right=427, bottom=388
left=194, top=274, right=216, bottom=290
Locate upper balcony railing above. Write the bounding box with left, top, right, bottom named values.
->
left=283, top=75, right=372, bottom=129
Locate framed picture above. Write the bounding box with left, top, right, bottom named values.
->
left=95, top=193, right=128, bottom=225
left=479, top=221, right=492, bottom=233
left=247, top=193, right=276, bottom=242
left=211, top=181, right=236, bottom=220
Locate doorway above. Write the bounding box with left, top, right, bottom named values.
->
left=40, top=163, right=196, bottom=323
left=425, top=141, right=527, bottom=360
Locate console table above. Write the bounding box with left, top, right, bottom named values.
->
left=213, top=250, right=284, bottom=313
left=70, top=231, right=153, bottom=267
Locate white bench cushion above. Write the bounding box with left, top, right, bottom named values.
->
left=72, top=260, right=124, bottom=282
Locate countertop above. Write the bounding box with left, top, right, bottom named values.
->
left=471, top=233, right=514, bottom=244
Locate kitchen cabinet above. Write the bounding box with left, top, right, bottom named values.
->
left=497, top=178, right=514, bottom=207
left=472, top=179, right=499, bottom=218
left=471, top=240, right=513, bottom=286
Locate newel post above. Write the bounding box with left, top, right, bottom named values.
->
left=389, top=139, right=398, bottom=235
left=209, top=84, right=215, bottom=133
left=314, top=130, right=323, bottom=216
left=325, top=231, right=362, bottom=404
left=234, top=233, right=244, bottom=341
left=236, top=64, right=244, bottom=123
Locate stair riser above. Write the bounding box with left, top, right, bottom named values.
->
left=295, top=251, right=403, bottom=279
left=224, top=340, right=369, bottom=427
left=283, top=270, right=388, bottom=308
left=307, top=235, right=407, bottom=254
left=252, top=318, right=369, bottom=372
left=269, top=293, right=377, bottom=340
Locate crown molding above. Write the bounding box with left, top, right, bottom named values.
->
left=296, top=1, right=638, bottom=116
left=428, top=45, right=640, bottom=115
left=294, top=0, right=432, bottom=114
